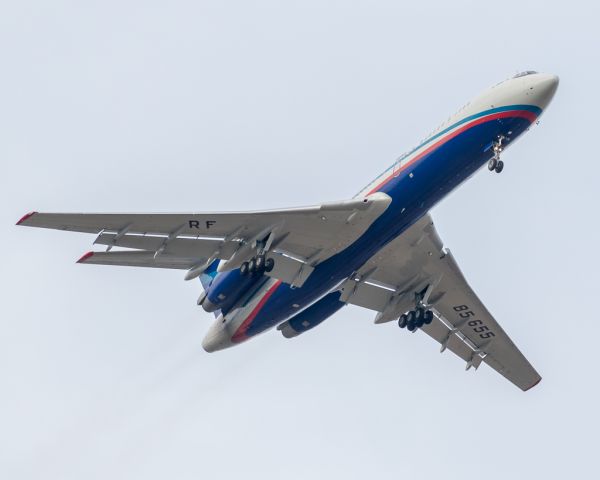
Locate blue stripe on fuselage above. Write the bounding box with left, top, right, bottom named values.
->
left=240, top=113, right=533, bottom=338
left=357, top=105, right=542, bottom=194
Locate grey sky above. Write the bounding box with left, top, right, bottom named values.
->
left=2, top=1, right=599, bottom=478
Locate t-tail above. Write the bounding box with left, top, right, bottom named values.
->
left=199, top=259, right=221, bottom=317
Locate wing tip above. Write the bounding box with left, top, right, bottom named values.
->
left=77, top=251, right=95, bottom=263
left=16, top=211, right=38, bottom=225
left=523, top=376, right=542, bottom=392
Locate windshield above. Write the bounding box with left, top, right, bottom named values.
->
left=513, top=70, right=538, bottom=78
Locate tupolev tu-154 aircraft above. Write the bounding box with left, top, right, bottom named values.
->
left=17, top=72, right=558, bottom=390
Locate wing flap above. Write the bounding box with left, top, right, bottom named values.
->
left=339, top=279, right=393, bottom=312
left=93, top=233, right=237, bottom=259
left=420, top=314, right=482, bottom=366
left=263, top=252, right=315, bottom=287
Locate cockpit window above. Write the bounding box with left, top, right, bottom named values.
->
left=513, top=71, right=538, bottom=78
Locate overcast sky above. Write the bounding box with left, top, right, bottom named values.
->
left=2, top=1, right=599, bottom=479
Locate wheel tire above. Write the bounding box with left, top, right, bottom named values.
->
left=255, top=255, right=265, bottom=272
left=407, top=320, right=416, bottom=332
left=495, top=160, right=504, bottom=173
left=248, top=258, right=256, bottom=273
left=414, top=308, right=424, bottom=323
left=488, top=158, right=497, bottom=171
left=424, top=310, right=434, bottom=325
left=398, top=314, right=407, bottom=329
left=240, top=262, right=249, bottom=276
left=406, top=310, right=415, bottom=323
left=265, top=258, right=275, bottom=272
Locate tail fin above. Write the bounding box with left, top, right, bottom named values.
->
left=199, top=259, right=221, bottom=318
left=199, top=259, right=220, bottom=291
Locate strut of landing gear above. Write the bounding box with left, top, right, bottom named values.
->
left=488, top=135, right=506, bottom=174
left=398, top=307, right=434, bottom=332
left=240, top=255, right=275, bottom=276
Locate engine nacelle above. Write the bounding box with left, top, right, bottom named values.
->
left=277, top=291, right=345, bottom=338
left=202, top=268, right=266, bottom=314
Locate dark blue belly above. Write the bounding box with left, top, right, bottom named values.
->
left=243, top=116, right=531, bottom=338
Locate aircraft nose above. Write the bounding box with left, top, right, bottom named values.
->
left=530, top=74, right=559, bottom=110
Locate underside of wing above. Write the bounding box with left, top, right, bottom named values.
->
left=17, top=192, right=392, bottom=288
left=338, top=214, right=541, bottom=391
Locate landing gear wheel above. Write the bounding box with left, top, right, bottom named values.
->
left=398, top=314, right=408, bottom=329
left=424, top=310, right=434, bottom=325
left=248, top=258, right=257, bottom=274
left=240, top=262, right=249, bottom=276
left=488, top=158, right=498, bottom=171
left=265, top=258, right=275, bottom=272
left=255, top=255, right=265, bottom=272
left=406, top=310, right=416, bottom=331
left=415, top=308, right=427, bottom=328
left=494, top=160, right=504, bottom=173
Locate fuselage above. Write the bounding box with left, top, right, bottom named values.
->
left=202, top=72, right=559, bottom=352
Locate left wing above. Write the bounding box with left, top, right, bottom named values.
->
left=16, top=193, right=391, bottom=287
left=338, top=214, right=541, bottom=391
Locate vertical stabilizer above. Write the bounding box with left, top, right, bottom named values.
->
left=199, top=259, right=220, bottom=290
left=199, top=259, right=221, bottom=317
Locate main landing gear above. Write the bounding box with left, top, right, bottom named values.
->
left=488, top=135, right=506, bottom=174
left=240, top=254, right=275, bottom=276
left=398, top=307, right=434, bottom=332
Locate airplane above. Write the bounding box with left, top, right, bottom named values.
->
left=17, top=71, right=559, bottom=391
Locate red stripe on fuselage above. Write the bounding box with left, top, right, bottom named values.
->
left=231, top=280, right=282, bottom=343
left=366, top=110, right=537, bottom=195
left=229, top=109, right=537, bottom=343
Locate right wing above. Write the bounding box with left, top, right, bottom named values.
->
left=17, top=192, right=391, bottom=287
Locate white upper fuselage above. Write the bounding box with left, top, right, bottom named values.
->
left=356, top=72, right=559, bottom=197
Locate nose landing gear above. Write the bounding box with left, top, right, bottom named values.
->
left=488, top=135, right=506, bottom=173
